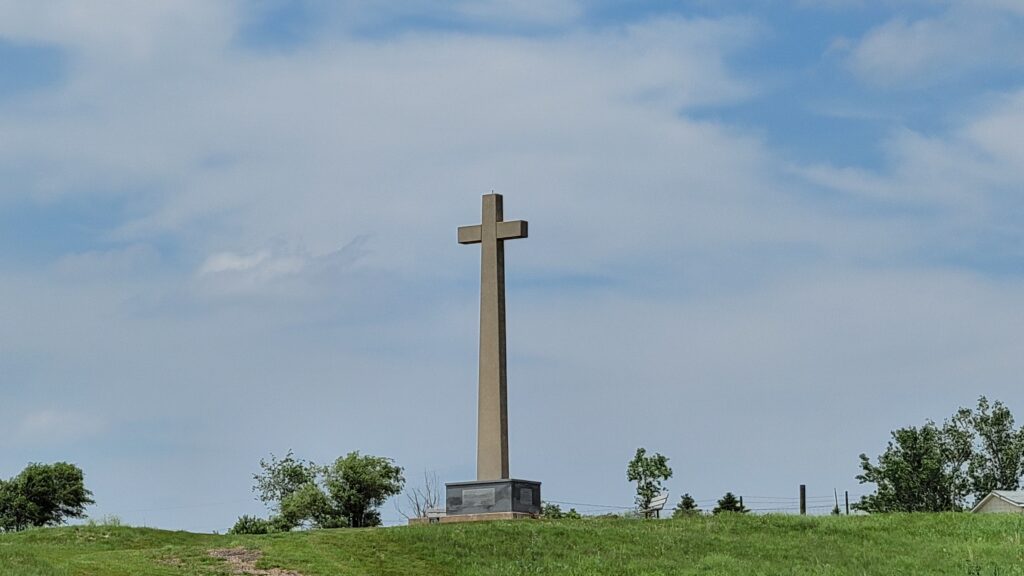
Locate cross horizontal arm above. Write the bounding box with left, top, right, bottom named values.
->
left=459, top=221, right=528, bottom=244
left=496, top=220, right=528, bottom=240
left=458, top=225, right=482, bottom=244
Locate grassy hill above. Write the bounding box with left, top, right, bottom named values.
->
left=2, top=513, right=1023, bottom=575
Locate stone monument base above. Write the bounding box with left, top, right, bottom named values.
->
left=446, top=479, right=541, bottom=518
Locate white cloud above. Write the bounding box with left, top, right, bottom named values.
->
left=844, top=5, right=1024, bottom=87
left=54, top=244, right=160, bottom=277
left=0, top=1, right=235, bottom=59
left=7, top=409, right=106, bottom=446
left=200, top=251, right=275, bottom=275
left=964, top=91, right=1024, bottom=170
left=193, top=238, right=368, bottom=298
left=796, top=88, right=1024, bottom=213
left=790, top=86, right=1024, bottom=282
left=0, top=9, right=762, bottom=278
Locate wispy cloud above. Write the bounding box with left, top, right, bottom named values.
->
left=797, top=89, right=1024, bottom=210
left=843, top=4, right=1024, bottom=87
left=195, top=238, right=368, bottom=297
left=5, top=409, right=107, bottom=447
left=54, top=244, right=160, bottom=278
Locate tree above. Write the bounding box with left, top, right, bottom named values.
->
left=0, top=481, right=29, bottom=532
left=672, top=493, right=700, bottom=518
left=0, top=462, right=94, bottom=532
left=855, top=421, right=972, bottom=513
left=855, top=397, right=1024, bottom=513
left=248, top=450, right=323, bottom=531
left=239, top=450, right=404, bottom=531
left=712, top=492, right=748, bottom=514
left=397, top=471, right=442, bottom=520
left=322, top=452, right=405, bottom=528
left=957, top=397, right=1024, bottom=502
left=280, top=481, right=335, bottom=529
left=626, top=448, right=672, bottom=515
left=252, top=450, right=319, bottom=512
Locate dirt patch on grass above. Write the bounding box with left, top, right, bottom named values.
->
left=208, top=547, right=303, bottom=576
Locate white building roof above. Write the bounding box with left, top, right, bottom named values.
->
left=971, top=490, right=1024, bottom=512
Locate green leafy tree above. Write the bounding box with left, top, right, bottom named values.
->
left=246, top=450, right=322, bottom=531
left=0, top=482, right=28, bottom=532
left=712, top=492, right=748, bottom=514
left=855, top=421, right=972, bottom=513
left=323, top=451, right=405, bottom=528
left=954, top=397, right=1024, bottom=502
left=0, top=462, right=94, bottom=532
left=252, top=450, right=319, bottom=512
left=239, top=450, right=404, bottom=531
left=626, top=447, right=672, bottom=515
left=855, top=398, right=1024, bottom=513
left=279, top=482, right=335, bottom=528
left=672, top=493, right=700, bottom=518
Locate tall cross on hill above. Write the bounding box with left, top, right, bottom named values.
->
left=458, top=193, right=528, bottom=481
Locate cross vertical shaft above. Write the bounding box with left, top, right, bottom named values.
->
left=478, top=194, right=507, bottom=481
left=458, top=193, right=528, bottom=481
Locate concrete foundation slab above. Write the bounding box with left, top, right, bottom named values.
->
left=409, top=511, right=536, bottom=525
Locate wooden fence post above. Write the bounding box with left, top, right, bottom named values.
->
left=800, top=484, right=806, bottom=515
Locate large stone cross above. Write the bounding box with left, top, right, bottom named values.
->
left=458, top=193, right=528, bottom=481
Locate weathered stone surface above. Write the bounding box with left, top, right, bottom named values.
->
left=458, top=193, right=527, bottom=481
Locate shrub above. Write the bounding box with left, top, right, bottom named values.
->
left=85, top=515, right=123, bottom=527
left=672, top=493, right=701, bottom=518
left=542, top=502, right=581, bottom=519
left=542, top=502, right=564, bottom=518
left=228, top=515, right=272, bottom=535
left=712, top=492, right=748, bottom=515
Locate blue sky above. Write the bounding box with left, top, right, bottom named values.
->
left=2, top=0, right=1024, bottom=530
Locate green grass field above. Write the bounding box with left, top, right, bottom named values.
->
left=2, top=514, right=1023, bottom=575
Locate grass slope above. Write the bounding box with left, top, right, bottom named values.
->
left=2, top=514, right=1024, bottom=575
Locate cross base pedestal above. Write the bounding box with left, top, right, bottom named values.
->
left=445, top=479, right=541, bottom=517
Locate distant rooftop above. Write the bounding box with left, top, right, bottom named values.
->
left=989, top=491, right=1024, bottom=505
left=971, top=490, right=1024, bottom=512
